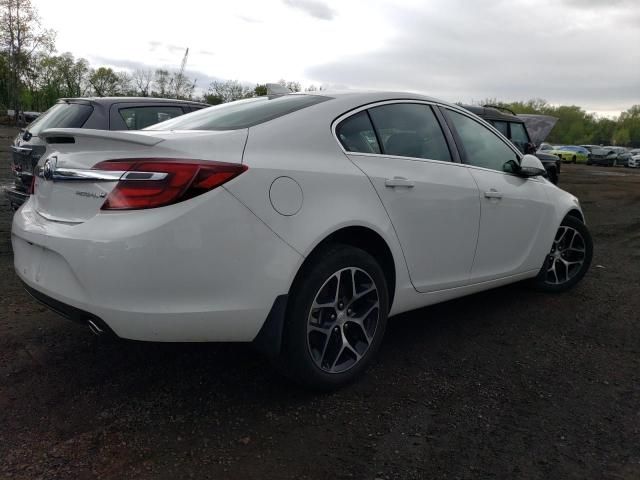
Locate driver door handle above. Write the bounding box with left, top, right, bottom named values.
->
left=484, top=189, right=503, bottom=199
left=385, top=177, right=415, bottom=188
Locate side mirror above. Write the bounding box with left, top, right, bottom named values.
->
left=518, top=154, right=546, bottom=177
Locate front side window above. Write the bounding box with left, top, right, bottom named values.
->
left=368, top=103, right=451, bottom=161
left=119, top=106, right=185, bottom=130
left=446, top=109, right=519, bottom=172
left=336, top=111, right=381, bottom=154
left=509, top=122, right=530, bottom=153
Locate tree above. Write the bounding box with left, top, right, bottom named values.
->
left=254, top=83, right=267, bottom=96
left=0, top=0, right=55, bottom=122
left=206, top=79, right=252, bottom=103
left=169, top=70, right=195, bottom=100
left=203, top=93, right=223, bottom=105
left=132, top=68, right=153, bottom=96
left=89, top=67, right=120, bottom=96
left=153, top=69, right=170, bottom=97
left=612, top=128, right=630, bottom=146
left=278, top=78, right=301, bottom=92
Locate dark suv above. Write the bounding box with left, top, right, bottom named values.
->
left=462, top=105, right=561, bottom=184
left=6, top=97, right=208, bottom=209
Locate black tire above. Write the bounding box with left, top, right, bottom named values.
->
left=547, top=167, right=558, bottom=185
left=572, top=155, right=577, bottom=164
left=280, top=244, right=389, bottom=390
left=532, top=216, right=593, bottom=293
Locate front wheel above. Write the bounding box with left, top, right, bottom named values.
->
left=532, top=216, right=593, bottom=293
left=281, top=244, right=389, bottom=390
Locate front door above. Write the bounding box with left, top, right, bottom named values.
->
left=442, top=108, right=555, bottom=282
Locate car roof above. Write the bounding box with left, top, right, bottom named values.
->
left=58, top=97, right=209, bottom=107
left=272, top=90, right=468, bottom=118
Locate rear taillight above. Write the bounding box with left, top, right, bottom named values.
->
left=93, top=159, right=247, bottom=210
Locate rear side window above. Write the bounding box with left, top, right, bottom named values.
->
left=491, top=121, right=509, bottom=137
left=336, top=111, right=381, bottom=154
left=27, top=103, right=93, bottom=136
left=147, top=94, right=331, bottom=131
left=119, top=106, right=185, bottom=130
left=368, top=103, right=451, bottom=161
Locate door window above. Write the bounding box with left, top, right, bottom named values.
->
left=491, top=120, right=509, bottom=137
left=509, top=122, right=530, bottom=153
left=119, top=106, right=185, bottom=130
left=445, top=110, right=519, bottom=172
left=368, top=103, right=451, bottom=161
left=336, top=111, right=381, bottom=154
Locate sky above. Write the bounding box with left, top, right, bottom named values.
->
left=33, top=0, right=640, bottom=117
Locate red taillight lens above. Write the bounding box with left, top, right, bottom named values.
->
left=94, top=159, right=248, bottom=210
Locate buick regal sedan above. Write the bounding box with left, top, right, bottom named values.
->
left=12, top=91, right=593, bottom=389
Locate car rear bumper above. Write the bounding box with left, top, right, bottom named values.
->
left=12, top=189, right=303, bottom=342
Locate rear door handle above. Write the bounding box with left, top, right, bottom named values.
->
left=385, top=177, right=415, bottom=188
left=484, top=189, right=503, bottom=199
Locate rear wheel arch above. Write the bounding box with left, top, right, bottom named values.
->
left=296, top=226, right=397, bottom=309
left=566, top=209, right=584, bottom=223
left=254, top=226, right=397, bottom=360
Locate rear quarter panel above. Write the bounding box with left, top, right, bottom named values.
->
left=223, top=104, right=413, bottom=312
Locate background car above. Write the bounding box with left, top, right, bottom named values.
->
left=13, top=91, right=592, bottom=389
left=604, top=146, right=632, bottom=167
left=549, top=145, right=589, bottom=163
left=462, top=105, right=561, bottom=184
left=585, top=147, right=619, bottom=166
left=628, top=149, right=640, bottom=168
left=5, top=97, right=208, bottom=210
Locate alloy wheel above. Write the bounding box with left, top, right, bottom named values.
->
left=306, top=267, right=380, bottom=374
left=545, top=225, right=587, bottom=285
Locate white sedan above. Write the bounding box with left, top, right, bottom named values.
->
left=12, top=91, right=593, bottom=389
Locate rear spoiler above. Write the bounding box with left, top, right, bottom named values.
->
left=39, top=128, right=165, bottom=146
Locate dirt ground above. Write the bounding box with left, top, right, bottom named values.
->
left=1, top=126, right=639, bottom=480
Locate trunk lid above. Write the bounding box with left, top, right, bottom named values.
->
left=33, top=128, right=248, bottom=223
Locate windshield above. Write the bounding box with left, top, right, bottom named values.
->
left=27, top=102, right=93, bottom=136
left=146, top=94, right=330, bottom=131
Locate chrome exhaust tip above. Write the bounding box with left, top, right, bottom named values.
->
left=87, top=319, right=104, bottom=336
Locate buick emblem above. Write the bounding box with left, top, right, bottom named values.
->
left=42, top=156, right=56, bottom=180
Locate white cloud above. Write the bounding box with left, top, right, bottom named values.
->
left=32, top=0, right=639, bottom=115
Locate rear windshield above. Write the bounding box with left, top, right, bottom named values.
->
left=146, top=94, right=331, bottom=131
left=27, top=102, right=93, bottom=136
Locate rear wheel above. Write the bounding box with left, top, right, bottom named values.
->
left=281, top=244, right=389, bottom=390
left=547, top=167, right=558, bottom=184
left=532, top=216, right=593, bottom=293
left=572, top=155, right=577, bottom=163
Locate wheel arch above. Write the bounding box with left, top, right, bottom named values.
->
left=297, top=225, right=397, bottom=309
left=565, top=208, right=584, bottom=223
left=253, top=224, right=399, bottom=359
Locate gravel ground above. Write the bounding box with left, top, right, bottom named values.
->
left=1, top=126, right=639, bottom=479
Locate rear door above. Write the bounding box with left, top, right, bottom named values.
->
left=109, top=103, right=189, bottom=130
left=337, top=102, right=481, bottom=292
left=442, top=107, right=554, bottom=282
